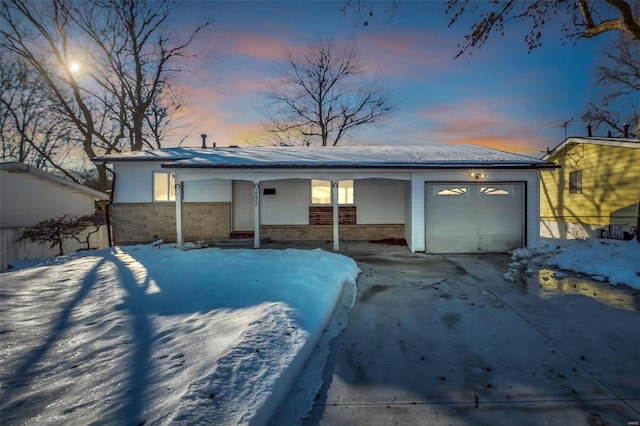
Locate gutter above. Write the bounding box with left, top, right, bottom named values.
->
left=102, top=163, right=116, bottom=248
left=160, top=163, right=560, bottom=170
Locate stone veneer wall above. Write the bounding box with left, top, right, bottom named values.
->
left=111, top=202, right=230, bottom=245
left=261, top=224, right=404, bottom=241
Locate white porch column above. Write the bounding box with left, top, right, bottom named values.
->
left=410, top=175, right=426, bottom=252
left=253, top=182, right=260, bottom=248
left=332, top=180, right=339, bottom=251
left=175, top=181, right=184, bottom=248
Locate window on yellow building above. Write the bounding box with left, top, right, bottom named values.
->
left=569, top=170, right=582, bottom=194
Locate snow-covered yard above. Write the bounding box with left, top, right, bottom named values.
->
left=1, top=237, right=638, bottom=425
left=0, top=246, right=358, bottom=425
left=507, top=237, right=640, bottom=290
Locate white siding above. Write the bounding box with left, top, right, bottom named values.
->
left=184, top=179, right=232, bottom=202
left=113, top=162, right=231, bottom=203
left=355, top=179, right=404, bottom=224
left=113, top=162, right=155, bottom=202
left=261, top=179, right=309, bottom=225
left=404, top=181, right=412, bottom=249
left=1, top=170, right=97, bottom=228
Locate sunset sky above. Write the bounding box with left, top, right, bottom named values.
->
left=165, top=1, right=614, bottom=156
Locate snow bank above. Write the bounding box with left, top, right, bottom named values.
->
left=0, top=246, right=359, bottom=425
left=510, top=238, right=640, bottom=289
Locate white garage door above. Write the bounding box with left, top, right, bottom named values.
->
left=425, top=182, right=524, bottom=253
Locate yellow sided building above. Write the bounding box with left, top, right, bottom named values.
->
left=540, top=137, right=640, bottom=240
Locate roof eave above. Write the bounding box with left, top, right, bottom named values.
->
left=161, top=163, right=556, bottom=170
left=543, top=136, right=640, bottom=160
left=1, top=162, right=109, bottom=199
left=92, top=155, right=192, bottom=164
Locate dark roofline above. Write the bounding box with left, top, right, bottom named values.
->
left=92, top=155, right=191, bottom=163
left=161, top=162, right=558, bottom=170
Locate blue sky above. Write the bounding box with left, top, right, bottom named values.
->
left=166, top=1, right=612, bottom=156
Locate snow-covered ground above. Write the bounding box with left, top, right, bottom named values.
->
left=0, top=245, right=359, bottom=425
left=507, top=237, right=640, bottom=290
left=2, top=237, right=637, bottom=425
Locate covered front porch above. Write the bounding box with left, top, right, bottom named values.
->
left=172, top=169, right=411, bottom=252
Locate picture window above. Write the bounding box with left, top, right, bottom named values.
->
left=311, top=179, right=354, bottom=205
left=153, top=172, right=176, bottom=201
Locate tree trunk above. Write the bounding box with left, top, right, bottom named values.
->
left=95, top=163, right=110, bottom=194
left=132, top=110, right=145, bottom=151
left=57, top=236, right=64, bottom=257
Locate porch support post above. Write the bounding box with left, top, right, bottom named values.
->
left=253, top=182, right=260, bottom=248
left=175, top=180, right=184, bottom=248
left=332, top=180, right=339, bottom=251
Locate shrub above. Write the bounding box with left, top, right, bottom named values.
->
left=19, top=212, right=106, bottom=256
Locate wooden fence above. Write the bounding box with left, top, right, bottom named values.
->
left=1, top=226, right=109, bottom=272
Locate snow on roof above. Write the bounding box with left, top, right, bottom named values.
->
left=0, top=162, right=108, bottom=199
left=95, top=145, right=553, bottom=169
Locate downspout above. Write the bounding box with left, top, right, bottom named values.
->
left=103, top=163, right=116, bottom=248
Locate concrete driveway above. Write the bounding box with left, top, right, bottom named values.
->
left=303, top=243, right=640, bottom=426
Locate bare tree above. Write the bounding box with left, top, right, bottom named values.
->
left=343, top=0, right=640, bottom=139
left=0, top=60, right=80, bottom=179
left=582, top=34, right=639, bottom=138
left=343, top=1, right=639, bottom=53
left=263, top=40, right=395, bottom=147
left=0, top=0, right=208, bottom=191
left=444, top=0, right=640, bottom=58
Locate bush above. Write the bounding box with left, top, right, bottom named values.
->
left=19, top=212, right=106, bottom=256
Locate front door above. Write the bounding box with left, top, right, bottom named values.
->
left=232, top=181, right=254, bottom=231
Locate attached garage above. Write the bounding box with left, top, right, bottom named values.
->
left=425, top=182, right=525, bottom=253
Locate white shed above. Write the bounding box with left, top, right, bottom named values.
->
left=1, top=162, right=109, bottom=270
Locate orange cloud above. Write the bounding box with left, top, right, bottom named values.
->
left=418, top=100, right=547, bottom=154
left=221, top=31, right=293, bottom=60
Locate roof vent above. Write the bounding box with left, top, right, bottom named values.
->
left=587, top=125, right=592, bottom=137
left=200, top=133, right=207, bottom=149
left=623, top=123, right=629, bottom=138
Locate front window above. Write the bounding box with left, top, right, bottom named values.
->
left=154, top=172, right=176, bottom=201
left=311, top=179, right=354, bottom=205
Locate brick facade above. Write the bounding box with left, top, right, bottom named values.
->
left=261, top=224, right=404, bottom=241
left=111, top=202, right=402, bottom=245
left=309, top=206, right=356, bottom=225
left=111, top=202, right=230, bottom=245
